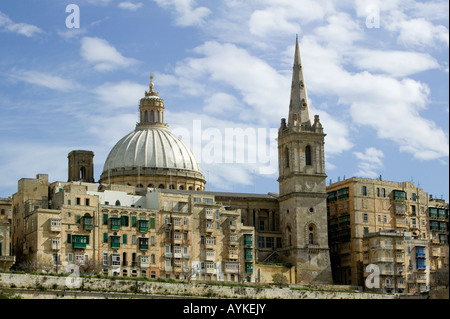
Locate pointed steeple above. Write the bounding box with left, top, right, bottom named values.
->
left=288, top=35, right=311, bottom=127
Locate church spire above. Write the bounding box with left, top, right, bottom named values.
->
left=288, top=35, right=311, bottom=127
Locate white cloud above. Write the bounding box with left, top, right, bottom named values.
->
left=8, top=70, right=80, bottom=92
left=118, top=2, right=144, bottom=11
left=153, top=0, right=211, bottom=27
left=351, top=49, right=440, bottom=77
left=203, top=92, right=242, bottom=114
left=393, top=18, right=449, bottom=48
left=80, top=37, right=139, bottom=71
left=94, top=81, right=146, bottom=107
left=353, top=147, right=384, bottom=178
left=0, top=11, right=43, bottom=37
left=166, top=41, right=289, bottom=126
left=298, top=36, right=449, bottom=161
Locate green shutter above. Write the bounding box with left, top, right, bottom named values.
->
left=132, top=216, right=137, bottom=227
left=103, top=233, right=108, bottom=243
left=67, top=234, right=72, bottom=244
left=123, top=234, right=127, bottom=244
left=103, top=214, right=108, bottom=225
left=86, top=236, right=89, bottom=245
left=76, top=215, right=81, bottom=224
left=150, top=217, right=155, bottom=229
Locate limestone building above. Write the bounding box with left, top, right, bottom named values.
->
left=0, top=197, right=15, bottom=270
left=326, top=177, right=449, bottom=292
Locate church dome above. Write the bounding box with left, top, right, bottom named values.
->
left=103, top=126, right=201, bottom=173
left=99, top=74, right=205, bottom=190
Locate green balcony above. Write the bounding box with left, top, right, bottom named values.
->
left=245, top=248, right=253, bottom=260
left=72, top=235, right=89, bottom=249
left=139, top=238, right=149, bottom=250
left=327, top=191, right=337, bottom=202
left=245, top=262, right=253, bottom=274
left=337, top=188, right=349, bottom=200
left=110, top=218, right=121, bottom=230
left=139, top=220, right=149, bottom=232
left=393, top=190, right=406, bottom=201
left=83, top=216, right=93, bottom=231
left=244, top=234, right=253, bottom=246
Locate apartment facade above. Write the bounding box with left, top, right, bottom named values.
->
left=0, top=197, right=15, bottom=270
left=10, top=175, right=255, bottom=283
left=363, top=230, right=429, bottom=293
left=327, top=177, right=448, bottom=291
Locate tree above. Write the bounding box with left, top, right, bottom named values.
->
left=272, top=273, right=288, bottom=288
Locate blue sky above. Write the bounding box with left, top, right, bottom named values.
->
left=0, top=0, right=448, bottom=201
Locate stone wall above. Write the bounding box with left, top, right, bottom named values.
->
left=0, top=272, right=401, bottom=299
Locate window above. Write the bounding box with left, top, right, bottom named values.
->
left=115, top=200, right=120, bottom=206
left=258, top=236, right=264, bottom=248
left=259, top=220, right=265, bottom=231
left=266, top=237, right=274, bottom=248
left=382, top=188, right=386, bottom=197
left=364, top=227, right=369, bottom=234
left=111, top=254, right=120, bottom=266
left=383, top=215, right=387, bottom=223
left=285, top=147, right=290, bottom=168
left=121, top=215, right=129, bottom=227
left=103, top=214, right=108, bottom=225
left=362, top=186, right=367, bottom=196
left=378, top=215, right=381, bottom=222
left=305, top=145, right=312, bottom=166
left=85, top=198, right=90, bottom=206
left=377, top=188, right=380, bottom=197
left=363, top=213, right=368, bottom=222
left=412, top=193, right=417, bottom=201
left=103, top=233, right=108, bottom=243
left=123, top=234, right=127, bottom=244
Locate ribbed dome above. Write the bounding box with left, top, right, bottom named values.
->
left=102, top=126, right=202, bottom=173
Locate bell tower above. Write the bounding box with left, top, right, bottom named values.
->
left=277, top=36, right=332, bottom=284
left=68, top=150, right=95, bottom=183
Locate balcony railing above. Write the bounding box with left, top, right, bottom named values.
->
left=373, top=257, right=394, bottom=263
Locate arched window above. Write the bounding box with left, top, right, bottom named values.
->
left=308, top=224, right=316, bottom=245
left=285, top=147, right=290, bottom=168
left=79, top=166, right=86, bottom=180
left=148, top=184, right=154, bottom=188
left=150, top=110, right=154, bottom=123
left=115, top=200, right=121, bottom=206
left=158, top=184, right=164, bottom=189
left=305, top=145, right=312, bottom=166
left=179, top=185, right=184, bottom=190
left=157, top=111, right=160, bottom=123
left=169, top=184, right=175, bottom=189
left=144, top=110, right=148, bottom=122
